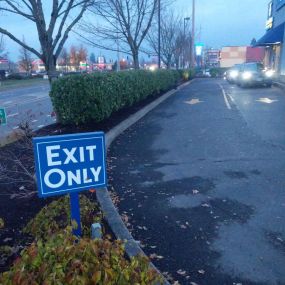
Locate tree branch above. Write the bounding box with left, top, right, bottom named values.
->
left=0, top=27, right=41, bottom=58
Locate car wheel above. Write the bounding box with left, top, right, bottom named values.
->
left=266, top=83, right=272, bottom=88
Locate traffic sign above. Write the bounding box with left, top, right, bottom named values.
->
left=33, top=132, right=107, bottom=236
left=33, top=132, right=107, bottom=198
left=0, top=108, right=7, bottom=126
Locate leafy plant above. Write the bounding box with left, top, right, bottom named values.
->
left=0, top=217, right=4, bottom=229
left=0, top=228, right=162, bottom=285
left=23, top=195, right=102, bottom=240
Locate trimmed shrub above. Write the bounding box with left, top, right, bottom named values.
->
left=50, top=69, right=183, bottom=125
left=178, top=69, right=195, bottom=81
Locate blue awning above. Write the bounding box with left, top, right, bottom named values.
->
left=256, top=23, right=285, bottom=46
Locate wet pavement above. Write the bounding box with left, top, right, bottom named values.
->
left=108, top=78, right=285, bottom=285
left=0, top=83, right=54, bottom=144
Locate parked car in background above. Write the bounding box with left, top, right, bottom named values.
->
left=225, top=64, right=242, bottom=84
left=236, top=62, right=274, bottom=88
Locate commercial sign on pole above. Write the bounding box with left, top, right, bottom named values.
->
left=33, top=132, right=107, bottom=236
left=0, top=108, right=7, bottom=125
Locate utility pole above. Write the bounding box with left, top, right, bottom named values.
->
left=158, top=0, right=161, bottom=69
left=191, top=0, right=195, bottom=68
left=184, top=17, right=190, bottom=69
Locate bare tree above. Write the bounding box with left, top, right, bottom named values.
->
left=0, top=0, right=94, bottom=80
left=147, top=12, right=183, bottom=69
left=173, top=26, right=192, bottom=69
left=69, top=45, right=87, bottom=71
left=59, top=47, right=70, bottom=72
left=80, top=0, right=158, bottom=69
left=147, top=11, right=192, bottom=69
left=18, top=37, right=33, bottom=74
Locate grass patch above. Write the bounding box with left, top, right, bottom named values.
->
left=0, top=78, right=48, bottom=91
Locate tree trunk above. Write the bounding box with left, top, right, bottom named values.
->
left=132, top=50, right=140, bottom=70
left=166, top=56, right=172, bottom=69
left=44, top=55, right=58, bottom=83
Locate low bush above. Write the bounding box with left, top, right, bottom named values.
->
left=0, top=228, right=161, bottom=285
left=6, top=73, right=25, bottom=80
left=23, top=195, right=102, bottom=240
left=0, top=195, right=161, bottom=284
left=179, top=68, right=195, bottom=81
left=209, top=67, right=227, bottom=78
left=50, top=69, right=187, bottom=125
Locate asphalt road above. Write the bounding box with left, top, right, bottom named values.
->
left=109, top=78, right=285, bottom=285
left=0, top=83, right=54, bottom=144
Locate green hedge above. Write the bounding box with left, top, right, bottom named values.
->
left=50, top=69, right=186, bottom=125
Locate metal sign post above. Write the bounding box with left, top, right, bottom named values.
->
left=33, top=132, right=107, bottom=236
left=70, top=192, right=82, bottom=236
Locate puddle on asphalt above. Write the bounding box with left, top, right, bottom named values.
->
left=168, top=193, right=206, bottom=208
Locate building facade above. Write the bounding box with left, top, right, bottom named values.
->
left=257, top=0, right=285, bottom=77
left=204, top=49, right=220, bottom=67
left=220, top=46, right=265, bottom=68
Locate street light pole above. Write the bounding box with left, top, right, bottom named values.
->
left=183, top=17, right=190, bottom=69
left=158, top=0, right=161, bottom=69
left=191, top=0, right=195, bottom=68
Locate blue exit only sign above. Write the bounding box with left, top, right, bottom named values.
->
left=33, top=132, right=107, bottom=198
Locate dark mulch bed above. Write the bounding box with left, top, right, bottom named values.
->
left=0, top=88, right=175, bottom=273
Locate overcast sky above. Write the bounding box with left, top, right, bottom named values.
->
left=1, top=0, right=270, bottom=61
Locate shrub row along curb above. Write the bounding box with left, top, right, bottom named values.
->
left=50, top=70, right=189, bottom=125
left=97, top=80, right=193, bottom=285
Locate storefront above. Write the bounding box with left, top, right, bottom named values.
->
left=257, top=1, right=285, bottom=79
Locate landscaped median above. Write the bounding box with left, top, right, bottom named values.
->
left=50, top=69, right=191, bottom=125
left=0, top=69, right=193, bottom=284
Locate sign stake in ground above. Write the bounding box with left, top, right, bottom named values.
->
left=0, top=108, right=7, bottom=126
left=33, top=132, right=107, bottom=236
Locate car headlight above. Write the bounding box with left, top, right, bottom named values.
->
left=229, top=70, right=238, bottom=78
left=265, top=70, right=274, bottom=77
left=242, top=71, right=252, bottom=80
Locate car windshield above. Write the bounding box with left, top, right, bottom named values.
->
left=244, top=63, right=264, bottom=72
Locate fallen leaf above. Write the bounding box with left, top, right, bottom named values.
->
left=177, top=269, right=186, bottom=275
left=198, top=269, right=205, bottom=274
left=193, top=189, right=199, bottom=194
left=149, top=253, right=164, bottom=259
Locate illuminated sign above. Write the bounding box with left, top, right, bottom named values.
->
left=266, top=17, right=273, bottom=30
left=195, top=43, right=204, bottom=56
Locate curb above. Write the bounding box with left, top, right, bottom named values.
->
left=96, top=80, right=192, bottom=285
